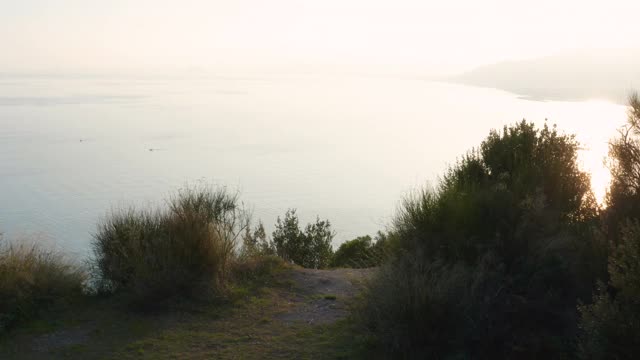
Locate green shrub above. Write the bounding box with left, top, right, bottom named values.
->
left=272, top=209, right=334, bottom=269
left=578, top=221, right=640, bottom=359
left=331, top=232, right=391, bottom=268
left=91, top=186, right=247, bottom=304
left=240, top=220, right=276, bottom=258
left=365, top=233, right=593, bottom=358
left=364, top=252, right=507, bottom=358
left=394, top=121, right=594, bottom=263
left=363, top=121, right=602, bottom=358
left=0, top=238, right=86, bottom=332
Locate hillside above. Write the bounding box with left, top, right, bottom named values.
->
left=450, top=48, right=640, bottom=103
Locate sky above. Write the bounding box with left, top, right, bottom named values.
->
left=2, top=0, right=640, bottom=74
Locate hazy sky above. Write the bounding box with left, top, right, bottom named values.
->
left=2, top=0, right=640, bottom=73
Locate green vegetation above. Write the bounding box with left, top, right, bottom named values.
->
left=0, top=251, right=373, bottom=359
left=362, top=120, right=605, bottom=358
left=272, top=209, right=334, bottom=269
left=578, top=221, right=640, bottom=359
left=330, top=232, right=391, bottom=268
left=0, top=238, right=86, bottom=333
left=0, top=186, right=374, bottom=359
left=240, top=220, right=276, bottom=258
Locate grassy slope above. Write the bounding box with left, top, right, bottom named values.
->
left=0, top=266, right=375, bottom=360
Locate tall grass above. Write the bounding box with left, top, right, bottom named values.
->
left=363, top=231, right=595, bottom=358
left=0, top=237, right=85, bottom=332
left=91, top=186, right=248, bottom=304
left=363, top=252, right=499, bottom=357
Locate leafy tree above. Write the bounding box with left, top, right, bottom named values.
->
left=253, top=221, right=276, bottom=255
left=331, top=235, right=373, bottom=268
left=272, top=209, right=305, bottom=264
left=241, top=223, right=258, bottom=257
left=303, top=218, right=334, bottom=269
left=272, top=209, right=334, bottom=269
left=241, top=220, right=275, bottom=257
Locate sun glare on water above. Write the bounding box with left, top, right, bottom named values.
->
left=579, top=146, right=611, bottom=205
left=531, top=98, right=627, bottom=207
left=569, top=99, right=627, bottom=206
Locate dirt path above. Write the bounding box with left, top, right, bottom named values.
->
left=276, top=267, right=373, bottom=325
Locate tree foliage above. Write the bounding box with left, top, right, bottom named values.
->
left=241, top=220, right=275, bottom=257
left=605, top=93, right=640, bottom=241
left=396, top=120, right=595, bottom=265
left=272, top=209, right=334, bottom=269
left=331, top=232, right=391, bottom=268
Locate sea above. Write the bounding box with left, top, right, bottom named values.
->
left=0, top=72, right=627, bottom=255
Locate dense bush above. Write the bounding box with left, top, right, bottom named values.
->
left=330, top=232, right=391, bottom=268
left=272, top=209, right=334, bottom=269
left=91, top=186, right=247, bottom=303
left=395, top=121, right=595, bottom=262
left=0, top=237, right=86, bottom=332
left=365, top=251, right=509, bottom=357
left=578, top=221, right=640, bottom=359
left=363, top=121, right=603, bottom=358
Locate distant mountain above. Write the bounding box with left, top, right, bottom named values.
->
left=449, top=49, right=640, bottom=104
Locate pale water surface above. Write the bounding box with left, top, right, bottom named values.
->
left=0, top=73, right=628, bottom=255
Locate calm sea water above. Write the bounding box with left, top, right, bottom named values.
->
left=0, top=73, right=628, bottom=255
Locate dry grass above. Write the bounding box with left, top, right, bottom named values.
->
left=231, top=255, right=287, bottom=283
left=0, top=238, right=86, bottom=332
left=91, top=186, right=248, bottom=305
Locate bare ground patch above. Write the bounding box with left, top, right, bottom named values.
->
left=275, top=268, right=374, bottom=325
left=0, top=266, right=375, bottom=359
